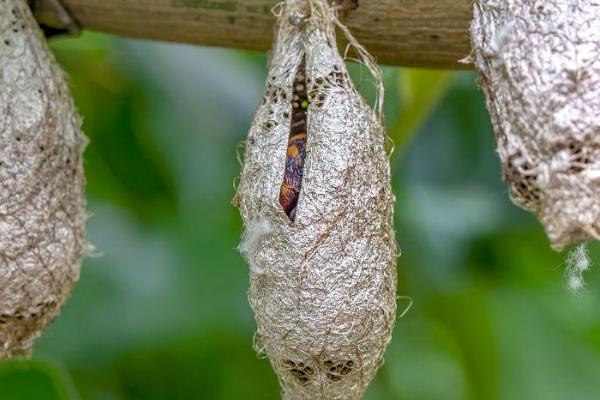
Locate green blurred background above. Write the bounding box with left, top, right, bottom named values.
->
left=1, top=31, right=599, bottom=400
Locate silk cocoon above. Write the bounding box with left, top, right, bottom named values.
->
left=235, top=1, right=398, bottom=398
left=471, top=0, right=600, bottom=250
left=0, top=0, right=87, bottom=358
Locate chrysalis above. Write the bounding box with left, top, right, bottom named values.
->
left=234, top=0, right=398, bottom=398
left=470, top=0, right=600, bottom=250
left=0, top=0, right=87, bottom=358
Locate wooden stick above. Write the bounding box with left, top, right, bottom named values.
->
left=33, top=0, right=473, bottom=69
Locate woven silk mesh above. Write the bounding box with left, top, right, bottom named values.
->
left=0, top=0, right=87, bottom=358
left=234, top=1, right=398, bottom=398
left=471, top=0, right=600, bottom=250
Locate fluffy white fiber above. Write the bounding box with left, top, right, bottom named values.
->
left=565, top=243, right=592, bottom=292
left=239, top=218, right=273, bottom=275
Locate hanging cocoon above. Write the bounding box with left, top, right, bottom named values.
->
left=470, top=0, right=600, bottom=250
left=0, top=0, right=87, bottom=358
left=234, top=0, right=398, bottom=398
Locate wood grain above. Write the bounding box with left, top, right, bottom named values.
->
left=33, top=0, right=474, bottom=69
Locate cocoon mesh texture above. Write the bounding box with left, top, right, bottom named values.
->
left=0, top=0, right=87, bottom=358
left=235, top=1, right=398, bottom=398
left=471, top=0, right=600, bottom=250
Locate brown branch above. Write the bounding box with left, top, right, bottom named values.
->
left=33, top=0, right=473, bottom=69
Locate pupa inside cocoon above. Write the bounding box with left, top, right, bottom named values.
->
left=234, top=0, right=398, bottom=398
left=470, top=0, right=600, bottom=250
left=0, top=0, right=87, bottom=358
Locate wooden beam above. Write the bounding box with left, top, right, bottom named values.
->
left=32, top=0, right=474, bottom=69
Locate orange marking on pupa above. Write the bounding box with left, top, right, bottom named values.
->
left=279, top=58, right=308, bottom=221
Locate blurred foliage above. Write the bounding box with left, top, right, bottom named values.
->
left=0, top=359, right=78, bottom=400
left=1, top=31, right=599, bottom=400
left=390, top=69, right=455, bottom=158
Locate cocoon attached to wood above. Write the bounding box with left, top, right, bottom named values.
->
left=470, top=0, right=600, bottom=250
left=234, top=0, right=398, bottom=398
left=0, top=0, right=87, bottom=358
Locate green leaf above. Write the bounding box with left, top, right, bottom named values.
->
left=428, top=290, right=498, bottom=400
left=0, top=359, right=79, bottom=400
left=390, top=69, right=455, bottom=158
